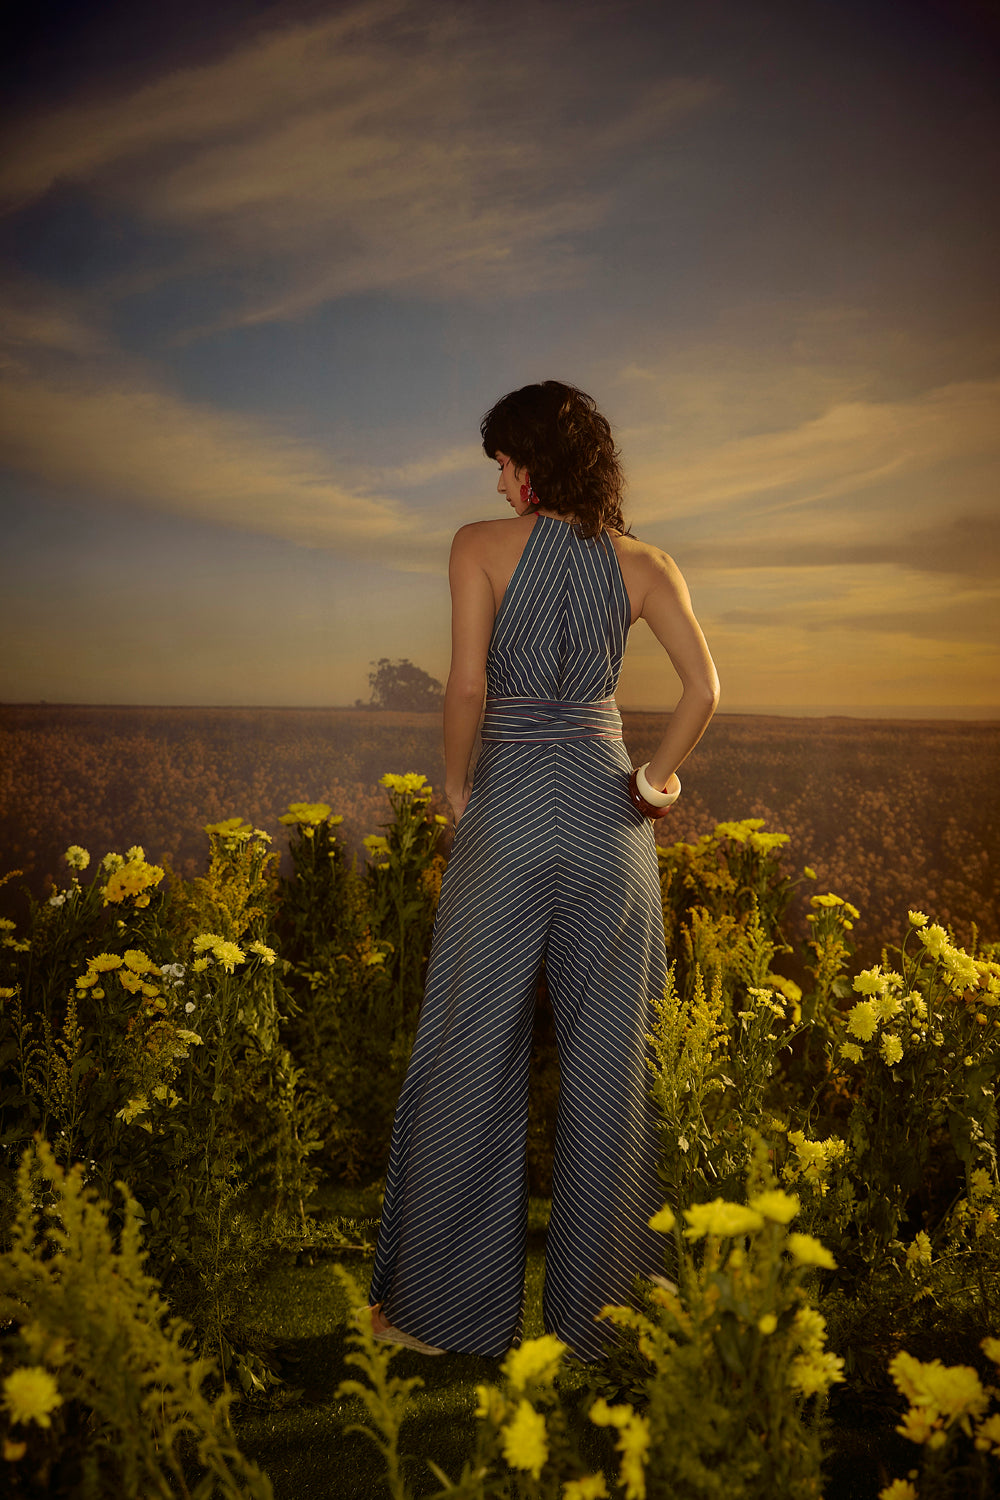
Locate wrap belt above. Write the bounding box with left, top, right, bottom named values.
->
left=480, top=696, right=623, bottom=742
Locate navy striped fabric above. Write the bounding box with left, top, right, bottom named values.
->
left=369, top=515, right=668, bottom=1361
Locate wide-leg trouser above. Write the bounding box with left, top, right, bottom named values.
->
left=368, top=738, right=669, bottom=1360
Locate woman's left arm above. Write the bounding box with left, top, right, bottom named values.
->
left=443, top=525, right=495, bottom=821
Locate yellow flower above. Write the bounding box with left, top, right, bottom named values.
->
left=380, top=772, right=432, bottom=797
left=503, top=1334, right=566, bottom=1392
left=905, top=1232, right=932, bottom=1272
left=248, top=940, right=276, bottom=965
left=787, top=1233, right=837, bottom=1269
left=840, top=1042, right=864, bottom=1064
left=918, top=924, right=949, bottom=959
left=192, top=957, right=210, bottom=973
left=122, top=949, right=157, bottom=973
left=683, top=1199, right=765, bottom=1239
left=115, top=1095, right=150, bottom=1124
left=564, top=1476, right=609, bottom=1500
left=89, top=952, right=124, bottom=972
left=804, top=866, right=817, bottom=879
left=846, top=1001, right=879, bottom=1042
left=2, top=1367, right=63, bottom=1428
left=204, top=817, right=253, bottom=837
left=880, top=1033, right=904, bottom=1066
left=207, top=938, right=245, bottom=972
left=980, top=1336, right=1000, bottom=1366
left=889, top=1350, right=988, bottom=1428
left=0, top=987, right=16, bottom=1000
left=474, top=1383, right=505, bottom=1422
left=617, top=1412, right=650, bottom=1500
left=790, top=1350, right=844, bottom=1397
left=501, top=1399, right=548, bottom=1478
left=102, top=859, right=164, bottom=906
left=749, top=1189, right=800, bottom=1224
left=975, top=1412, right=1000, bottom=1454
left=175, top=1029, right=203, bottom=1045
left=879, top=1480, right=919, bottom=1500
left=908, top=910, right=928, bottom=929
left=853, top=966, right=885, bottom=996
left=64, top=845, right=90, bottom=871
left=363, top=835, right=391, bottom=854
left=647, top=1205, right=676, bottom=1233
left=758, top=1314, right=778, bottom=1335
left=278, top=802, right=334, bottom=826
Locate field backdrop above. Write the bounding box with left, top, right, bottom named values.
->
left=1, top=704, right=996, bottom=964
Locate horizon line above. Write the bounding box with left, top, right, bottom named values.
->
left=2, top=701, right=999, bottom=723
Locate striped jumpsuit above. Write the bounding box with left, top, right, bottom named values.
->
left=369, top=513, right=668, bottom=1360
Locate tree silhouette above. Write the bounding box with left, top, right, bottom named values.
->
left=367, top=658, right=444, bottom=712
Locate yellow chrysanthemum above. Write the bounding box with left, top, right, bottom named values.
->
left=787, top=1233, right=837, bottom=1269
left=204, top=817, right=253, bottom=837
left=839, top=1042, right=864, bottom=1064
left=878, top=1478, right=919, bottom=1500
left=683, top=1199, right=765, bottom=1240
left=758, top=1314, right=778, bottom=1335
left=278, top=802, right=334, bottom=826
left=503, top=1334, right=567, bottom=1391
left=880, top=1033, right=904, bottom=1066
left=501, top=1399, right=548, bottom=1478
left=975, top=1412, right=1000, bottom=1455
left=475, top=1382, right=505, bottom=1422
left=380, top=772, right=432, bottom=797
left=789, top=1352, right=843, bottom=1397
left=248, top=940, right=276, bottom=965
left=846, top=1001, right=879, bottom=1042
left=647, top=1205, right=676, bottom=1233
left=64, top=845, right=90, bottom=871
left=917, top=924, right=949, bottom=959
left=749, top=1189, right=800, bottom=1224
left=905, top=1232, right=932, bottom=1271
left=2, top=1367, right=63, bottom=1428
left=122, top=949, right=157, bottom=973
left=191, top=956, right=211, bottom=973
left=115, top=1096, right=149, bottom=1124
left=889, top=1350, right=989, bottom=1427
left=102, top=859, right=164, bottom=906
left=907, top=911, right=928, bottom=929
left=564, top=1475, right=609, bottom=1500
left=853, top=966, right=885, bottom=996
left=981, top=1336, right=1000, bottom=1366
left=89, top=952, right=124, bottom=972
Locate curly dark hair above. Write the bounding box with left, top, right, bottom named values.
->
left=480, top=381, right=629, bottom=538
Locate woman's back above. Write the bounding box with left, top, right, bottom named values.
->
left=486, top=513, right=629, bottom=705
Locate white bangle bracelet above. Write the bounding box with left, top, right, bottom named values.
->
left=636, top=764, right=681, bottom=807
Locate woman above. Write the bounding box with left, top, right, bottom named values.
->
left=367, top=381, right=719, bottom=1360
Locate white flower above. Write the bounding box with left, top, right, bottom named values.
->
left=48, top=893, right=67, bottom=907
left=184, top=1001, right=196, bottom=1013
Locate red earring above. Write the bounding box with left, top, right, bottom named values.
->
left=520, top=476, right=540, bottom=506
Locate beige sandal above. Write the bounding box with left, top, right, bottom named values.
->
left=354, top=1303, right=445, bottom=1355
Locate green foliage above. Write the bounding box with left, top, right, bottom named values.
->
left=0, top=1138, right=271, bottom=1499
left=601, top=1153, right=837, bottom=1500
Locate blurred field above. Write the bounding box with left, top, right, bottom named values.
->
left=1, top=704, right=996, bottom=959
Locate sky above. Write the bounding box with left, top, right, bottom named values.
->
left=1, top=0, right=998, bottom=714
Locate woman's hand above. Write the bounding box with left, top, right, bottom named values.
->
left=446, top=781, right=472, bottom=824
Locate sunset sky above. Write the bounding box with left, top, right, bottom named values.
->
left=2, top=0, right=998, bottom=713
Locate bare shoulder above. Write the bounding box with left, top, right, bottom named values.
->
left=452, top=517, right=522, bottom=552
left=609, top=531, right=691, bottom=621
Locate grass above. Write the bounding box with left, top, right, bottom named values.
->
left=233, top=1190, right=581, bottom=1499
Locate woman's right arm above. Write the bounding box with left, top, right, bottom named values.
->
left=635, top=548, right=720, bottom=794
left=443, top=525, right=495, bottom=822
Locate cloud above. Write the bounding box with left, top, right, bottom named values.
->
left=626, top=377, right=1000, bottom=532
left=0, top=285, right=457, bottom=565
left=0, top=1, right=717, bottom=324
